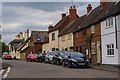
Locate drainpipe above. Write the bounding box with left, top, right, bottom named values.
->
left=115, top=16, right=118, bottom=49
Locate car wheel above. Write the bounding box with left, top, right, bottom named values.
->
left=56, top=60, right=60, bottom=65
left=68, top=61, right=72, bottom=68
left=62, top=61, right=66, bottom=67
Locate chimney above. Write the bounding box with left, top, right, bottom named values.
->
left=87, top=4, right=92, bottom=14
left=100, top=0, right=108, bottom=9
left=69, top=5, right=77, bottom=22
left=24, top=29, right=29, bottom=40
left=19, top=32, right=23, bottom=39
left=62, top=13, right=66, bottom=19
left=48, top=25, right=53, bottom=31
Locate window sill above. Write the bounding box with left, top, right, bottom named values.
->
left=106, top=55, right=114, bottom=57
left=105, top=25, right=113, bottom=29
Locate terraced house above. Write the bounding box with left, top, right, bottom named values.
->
left=73, top=4, right=102, bottom=64
left=100, top=1, right=120, bottom=65
left=42, top=6, right=79, bottom=52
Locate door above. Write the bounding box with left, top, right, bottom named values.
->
left=97, top=41, right=101, bottom=64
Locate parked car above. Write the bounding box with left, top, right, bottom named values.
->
left=51, top=51, right=65, bottom=65
left=27, top=54, right=37, bottom=62
left=45, top=51, right=57, bottom=64
left=2, top=54, right=12, bottom=60
left=36, top=53, right=45, bottom=63
left=62, top=52, right=90, bottom=68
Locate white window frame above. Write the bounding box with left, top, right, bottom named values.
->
left=91, top=25, right=95, bottom=34
left=106, top=44, right=114, bottom=56
left=106, top=17, right=113, bottom=28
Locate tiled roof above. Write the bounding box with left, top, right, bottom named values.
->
left=59, top=15, right=86, bottom=36
left=100, top=2, right=120, bottom=20
left=48, top=16, right=69, bottom=32
left=31, top=31, right=49, bottom=43
left=9, top=39, right=24, bottom=49
left=74, top=2, right=117, bottom=33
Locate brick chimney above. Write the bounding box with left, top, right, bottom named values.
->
left=87, top=4, right=92, bottom=14
left=24, top=29, right=29, bottom=40
left=62, top=13, right=66, bottom=19
left=100, top=0, right=108, bottom=10
left=19, top=32, right=23, bottom=39
left=69, top=5, right=77, bottom=22
left=48, top=25, right=53, bottom=31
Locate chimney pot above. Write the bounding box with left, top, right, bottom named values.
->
left=62, top=13, right=66, bottom=19
left=87, top=4, right=92, bottom=14
left=48, top=25, right=53, bottom=31
left=69, top=5, right=77, bottom=22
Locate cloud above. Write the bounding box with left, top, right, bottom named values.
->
left=2, top=2, right=99, bottom=44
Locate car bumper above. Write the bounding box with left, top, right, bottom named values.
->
left=71, top=61, right=89, bottom=67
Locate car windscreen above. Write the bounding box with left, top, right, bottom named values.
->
left=69, top=52, right=84, bottom=58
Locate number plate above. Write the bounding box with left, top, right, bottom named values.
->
left=79, top=63, right=85, bottom=65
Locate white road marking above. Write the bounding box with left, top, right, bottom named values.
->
left=0, top=69, right=4, bottom=75
left=2, top=67, right=11, bottom=78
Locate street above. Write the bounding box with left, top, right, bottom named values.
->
left=2, top=60, right=118, bottom=78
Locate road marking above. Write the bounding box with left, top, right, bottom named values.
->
left=2, top=67, right=11, bottom=78
left=0, top=69, right=4, bottom=75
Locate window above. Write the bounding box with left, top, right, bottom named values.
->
left=106, top=17, right=113, bottom=28
left=91, top=25, right=95, bottom=34
left=37, top=37, right=41, bottom=41
left=51, top=33, right=55, bottom=41
left=107, top=44, right=114, bottom=55
left=62, top=35, right=65, bottom=41
left=91, top=43, right=96, bottom=54
left=76, top=32, right=79, bottom=38
left=68, top=33, right=72, bottom=40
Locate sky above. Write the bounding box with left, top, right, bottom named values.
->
left=2, top=1, right=100, bottom=44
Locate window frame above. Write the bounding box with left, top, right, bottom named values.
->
left=91, top=43, right=96, bottom=54
left=105, top=17, right=113, bottom=28
left=91, top=25, right=95, bottom=34
left=51, top=33, right=55, bottom=41
left=106, top=44, right=114, bottom=56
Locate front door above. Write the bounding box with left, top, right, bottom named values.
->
left=97, top=41, right=101, bottom=64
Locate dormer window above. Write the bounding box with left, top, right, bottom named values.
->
left=106, top=17, right=113, bottom=28
left=37, top=37, right=41, bottom=41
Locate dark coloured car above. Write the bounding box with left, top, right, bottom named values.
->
left=27, top=54, right=38, bottom=62
left=44, top=51, right=57, bottom=64
left=36, top=53, right=45, bottom=63
left=51, top=51, right=65, bottom=65
left=62, top=52, right=90, bottom=68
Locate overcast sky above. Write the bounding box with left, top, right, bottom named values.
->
left=2, top=2, right=100, bottom=44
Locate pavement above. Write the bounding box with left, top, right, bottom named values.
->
left=90, top=64, right=120, bottom=72
left=1, top=60, right=118, bottom=79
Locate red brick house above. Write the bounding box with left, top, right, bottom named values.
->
left=73, top=4, right=102, bottom=64
left=73, top=2, right=115, bottom=64
left=29, top=31, right=48, bottom=54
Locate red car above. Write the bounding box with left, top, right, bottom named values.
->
left=2, top=54, right=12, bottom=60
left=27, top=54, right=38, bottom=62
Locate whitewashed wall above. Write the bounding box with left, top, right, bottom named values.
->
left=101, top=16, right=118, bottom=65
left=117, top=14, right=120, bottom=65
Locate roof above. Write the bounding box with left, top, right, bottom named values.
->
left=17, top=37, right=30, bottom=51
left=59, top=15, right=86, bottom=36
left=31, top=31, right=49, bottom=43
left=100, top=2, right=120, bottom=20
left=74, top=2, right=117, bottom=33
left=48, top=16, right=69, bottom=32
left=9, top=39, right=24, bottom=49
